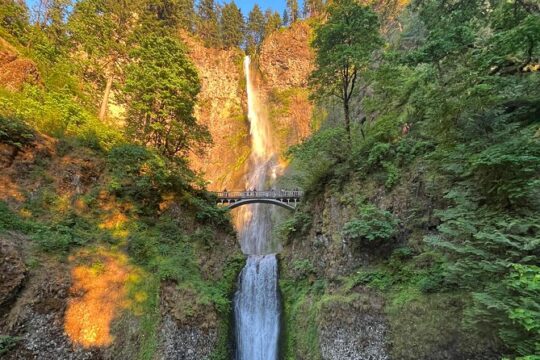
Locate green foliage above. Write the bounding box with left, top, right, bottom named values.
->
left=0, top=335, right=19, bottom=356
left=0, top=86, right=123, bottom=151
left=124, top=35, right=209, bottom=159
left=0, top=115, right=35, bottom=149
left=286, top=0, right=299, bottom=23
left=275, top=210, right=312, bottom=243
left=0, top=0, right=28, bottom=39
left=264, top=10, right=282, bottom=38
left=107, top=144, right=193, bottom=212
left=280, top=276, right=326, bottom=360
left=186, top=193, right=231, bottom=228
left=310, top=0, right=382, bottom=137
left=197, top=0, right=220, bottom=47
left=286, top=126, right=349, bottom=192
left=0, top=201, right=32, bottom=233
left=246, top=4, right=265, bottom=53
left=366, top=142, right=391, bottom=167
left=342, top=201, right=399, bottom=246
left=220, top=2, right=244, bottom=48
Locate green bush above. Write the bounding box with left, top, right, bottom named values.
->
left=0, top=86, right=122, bottom=151
left=0, top=115, right=35, bottom=149
left=0, top=335, right=19, bottom=356
left=342, top=202, right=399, bottom=246
left=367, top=142, right=391, bottom=167
left=107, top=144, right=193, bottom=212
left=275, top=210, right=313, bottom=243
left=0, top=201, right=33, bottom=233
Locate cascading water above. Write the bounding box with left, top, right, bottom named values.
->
left=234, top=56, right=281, bottom=360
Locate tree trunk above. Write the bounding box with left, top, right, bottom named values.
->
left=99, top=73, right=114, bottom=121
left=344, top=99, right=351, bottom=144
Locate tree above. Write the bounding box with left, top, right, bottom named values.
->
left=0, top=0, right=29, bottom=39
left=246, top=4, right=264, bottom=53
left=220, top=1, right=244, bottom=48
left=143, top=0, right=196, bottom=32
left=123, top=36, right=210, bottom=158
left=304, top=0, right=324, bottom=18
left=264, top=9, right=282, bottom=37
left=69, top=0, right=142, bottom=120
left=196, top=0, right=220, bottom=47
left=282, top=9, right=289, bottom=26
left=42, top=0, right=71, bottom=52
left=310, top=0, right=382, bottom=142
left=286, top=0, right=299, bottom=22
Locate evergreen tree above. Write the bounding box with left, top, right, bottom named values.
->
left=196, top=0, right=220, bottom=47
left=310, top=0, right=382, bottom=141
left=144, top=0, right=195, bottom=32
left=282, top=8, right=289, bottom=26
left=246, top=4, right=264, bottom=53
left=286, top=0, right=299, bottom=22
left=124, top=35, right=210, bottom=158
left=220, top=1, right=244, bottom=48
left=264, top=10, right=281, bottom=37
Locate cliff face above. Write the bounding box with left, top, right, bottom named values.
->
left=182, top=34, right=250, bottom=190
left=185, top=22, right=315, bottom=190
left=0, top=38, right=41, bottom=91
left=259, top=22, right=314, bottom=90
left=259, top=22, right=314, bottom=157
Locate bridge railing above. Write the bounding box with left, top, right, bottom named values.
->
left=214, top=190, right=304, bottom=199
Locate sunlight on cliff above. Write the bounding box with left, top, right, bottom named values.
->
left=0, top=179, right=25, bottom=202
left=98, top=211, right=130, bottom=240
left=64, top=248, right=132, bottom=348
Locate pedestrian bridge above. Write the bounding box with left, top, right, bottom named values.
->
left=213, top=190, right=303, bottom=211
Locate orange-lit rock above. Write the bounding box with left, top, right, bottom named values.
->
left=259, top=22, right=315, bottom=90
left=64, top=249, right=131, bottom=348
left=182, top=32, right=251, bottom=190
left=259, top=22, right=315, bottom=154
left=0, top=41, right=41, bottom=91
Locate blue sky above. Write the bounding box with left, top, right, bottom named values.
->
left=236, top=0, right=289, bottom=15
left=24, top=0, right=298, bottom=17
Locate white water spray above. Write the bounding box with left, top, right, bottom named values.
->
left=234, top=56, right=280, bottom=360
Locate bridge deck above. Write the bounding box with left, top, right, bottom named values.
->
left=214, top=190, right=303, bottom=201
left=212, top=190, right=303, bottom=210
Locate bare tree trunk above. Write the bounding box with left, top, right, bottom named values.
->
left=344, top=99, right=351, bottom=144
left=99, top=74, right=114, bottom=121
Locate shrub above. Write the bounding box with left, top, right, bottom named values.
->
left=0, top=115, right=35, bottom=149
left=275, top=210, right=313, bottom=243
left=0, top=335, right=19, bottom=356
left=342, top=202, right=399, bottom=246
left=367, top=142, right=391, bottom=167
left=0, top=201, right=33, bottom=233
left=0, top=86, right=122, bottom=151
left=107, top=144, right=193, bottom=212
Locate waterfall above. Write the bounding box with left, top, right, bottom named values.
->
left=233, top=56, right=281, bottom=360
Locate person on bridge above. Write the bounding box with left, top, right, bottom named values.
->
left=223, top=188, right=228, bottom=198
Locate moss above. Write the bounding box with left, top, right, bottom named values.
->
left=385, top=291, right=499, bottom=359
left=280, top=277, right=324, bottom=360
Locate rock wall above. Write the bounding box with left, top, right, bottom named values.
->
left=185, top=22, right=315, bottom=190
left=0, top=38, right=41, bottom=91
left=259, top=22, right=314, bottom=157
left=182, top=33, right=251, bottom=190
